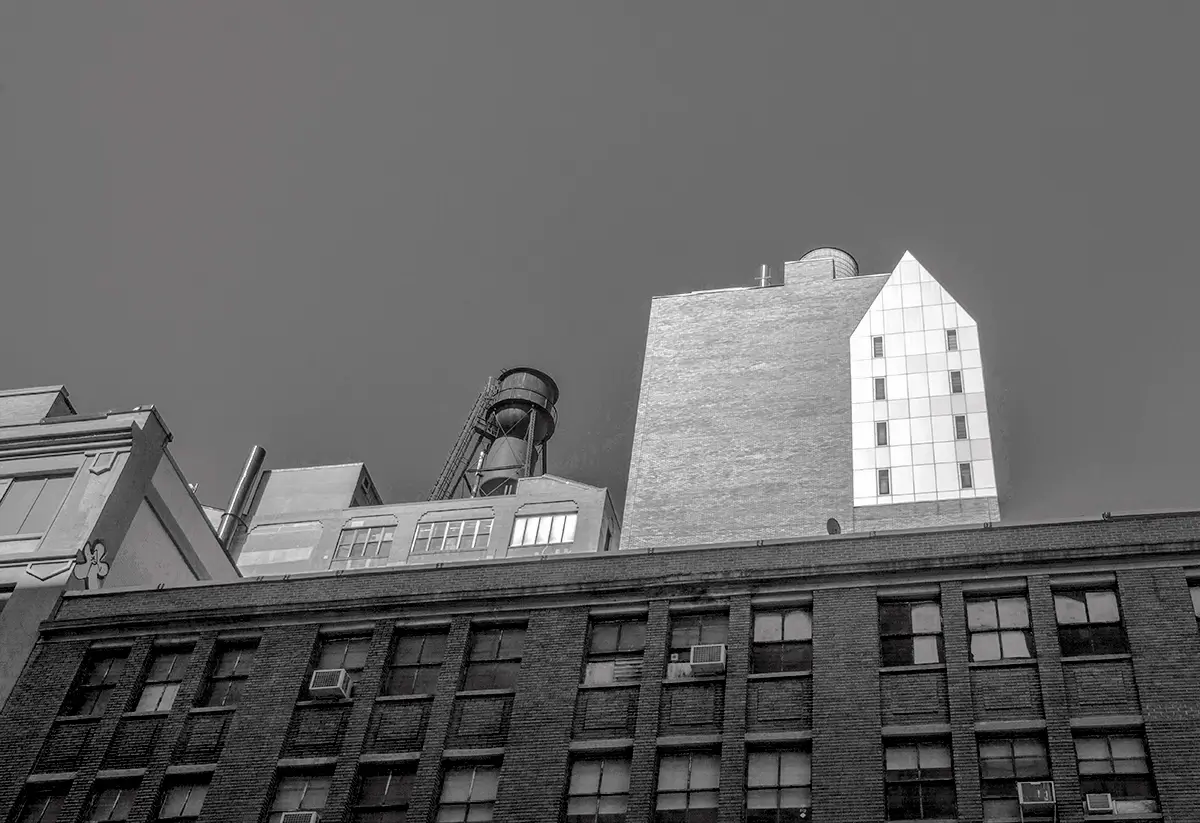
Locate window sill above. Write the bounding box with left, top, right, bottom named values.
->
left=577, top=681, right=641, bottom=691
left=1061, top=653, right=1132, bottom=664
left=661, top=675, right=727, bottom=685
left=375, top=693, right=436, bottom=703
left=121, top=710, right=169, bottom=719
left=53, top=714, right=102, bottom=724
left=879, top=663, right=947, bottom=674
left=295, top=698, right=354, bottom=708
left=968, top=658, right=1039, bottom=669
left=747, top=671, right=812, bottom=681
left=454, top=688, right=516, bottom=699
left=188, top=705, right=237, bottom=715
left=1084, top=815, right=1161, bottom=822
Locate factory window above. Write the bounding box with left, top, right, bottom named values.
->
left=946, top=329, right=959, bottom=351
left=966, top=596, right=1033, bottom=661
left=133, top=648, right=191, bottom=713
left=155, top=780, right=208, bottom=822
left=655, top=752, right=719, bottom=823
left=510, top=513, right=577, bottom=548
left=873, top=336, right=885, bottom=358
left=463, top=626, right=526, bottom=691
left=583, top=618, right=646, bottom=685
left=880, top=601, right=943, bottom=666
left=14, top=783, right=68, bottom=823
left=979, top=736, right=1049, bottom=821
left=668, top=613, right=729, bottom=676
left=384, top=630, right=447, bottom=695
left=438, top=764, right=499, bottom=823
left=746, top=750, right=811, bottom=822
left=874, top=378, right=887, bottom=401
left=63, top=651, right=127, bottom=717
left=199, top=641, right=256, bottom=708
left=877, top=421, right=889, bottom=447
left=954, top=415, right=968, bottom=440
left=885, top=741, right=955, bottom=820
left=949, top=371, right=964, bottom=394
left=959, top=463, right=973, bottom=489
left=1054, top=590, right=1128, bottom=656
left=0, top=474, right=73, bottom=536
left=331, top=524, right=395, bottom=569
left=413, top=518, right=493, bottom=554
left=266, top=774, right=331, bottom=823
left=565, top=757, right=631, bottom=823
left=351, top=766, right=414, bottom=823
left=1074, top=733, right=1158, bottom=813
left=85, top=782, right=139, bottom=822
left=751, top=609, right=812, bottom=673
left=311, top=636, right=370, bottom=691
left=878, top=469, right=891, bottom=496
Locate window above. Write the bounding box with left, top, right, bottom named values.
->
left=669, top=613, right=728, bottom=670
left=15, top=784, right=67, bottom=823
left=583, top=619, right=646, bottom=685
left=566, top=757, right=630, bottom=823
left=751, top=609, right=812, bottom=673
left=954, top=415, right=967, bottom=440
left=967, top=596, right=1033, bottom=661
left=946, top=329, right=958, bottom=351
left=655, top=752, right=719, bottom=823
left=746, top=750, right=811, bottom=822
left=85, top=783, right=138, bottom=822
left=877, top=421, right=889, bottom=446
left=959, top=463, right=973, bottom=489
left=438, top=765, right=499, bottom=823
left=331, top=525, right=395, bottom=569
left=979, top=737, right=1049, bottom=821
left=874, top=378, right=887, bottom=401
left=313, top=636, right=370, bottom=689
left=384, top=631, right=447, bottom=695
left=266, top=774, right=331, bottom=823
left=1055, top=590, right=1127, bottom=656
left=1075, top=734, right=1158, bottom=813
left=412, top=518, right=493, bottom=554
left=880, top=601, right=943, bottom=666
left=463, top=626, right=525, bottom=691
left=199, top=642, right=256, bottom=708
left=63, top=652, right=127, bottom=716
left=873, top=336, right=885, bottom=358
left=878, top=469, right=891, bottom=496
left=1192, top=585, right=1200, bottom=627
left=156, top=781, right=207, bottom=822
left=352, top=767, right=414, bottom=823
left=949, top=371, right=963, bottom=394
left=510, top=513, right=577, bottom=547
left=0, top=475, right=73, bottom=535
left=885, top=741, right=955, bottom=820
left=134, top=649, right=190, bottom=713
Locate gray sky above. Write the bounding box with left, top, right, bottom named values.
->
left=2, top=2, right=1197, bottom=525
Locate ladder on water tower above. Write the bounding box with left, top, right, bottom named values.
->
left=428, top=377, right=501, bottom=501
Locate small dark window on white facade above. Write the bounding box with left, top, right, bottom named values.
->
left=949, top=371, right=964, bottom=394
left=878, top=469, right=891, bottom=496
left=874, top=378, right=887, bottom=401
left=959, top=463, right=973, bottom=489
left=946, top=329, right=958, bottom=351
left=877, top=422, right=889, bottom=447
left=873, top=336, right=885, bottom=358
left=954, top=416, right=968, bottom=440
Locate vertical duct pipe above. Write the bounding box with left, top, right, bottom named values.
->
left=217, top=445, right=266, bottom=549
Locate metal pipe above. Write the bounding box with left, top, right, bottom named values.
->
left=217, top=445, right=266, bottom=549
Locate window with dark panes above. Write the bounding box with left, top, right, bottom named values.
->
left=946, top=329, right=959, bottom=352
left=966, top=597, right=1033, bottom=661
left=979, top=737, right=1050, bottom=821
left=583, top=619, right=646, bottom=685
left=751, top=609, right=812, bottom=673
left=949, top=370, right=964, bottom=394
left=873, top=336, right=885, bottom=358
left=0, top=475, right=73, bottom=536
left=877, top=421, right=889, bottom=446
left=63, top=652, right=127, bottom=716
left=1075, top=734, right=1158, bottom=812
left=874, top=378, right=887, bottom=401
left=958, top=463, right=973, bottom=489
left=15, top=784, right=67, bottom=823
left=954, top=415, right=968, bottom=440
left=155, top=781, right=207, bottom=822
left=1055, top=590, right=1128, bottom=656
left=878, top=469, right=891, bottom=496
left=384, top=631, right=446, bottom=695
left=437, top=765, right=499, bottom=823
left=880, top=601, right=943, bottom=666
left=746, top=750, right=811, bottom=822
left=85, top=783, right=138, bottom=822
left=565, top=757, right=630, bottom=823
left=266, top=774, right=331, bottom=823
left=463, top=626, right=525, bottom=691
left=312, top=636, right=370, bottom=689
left=655, top=752, right=719, bottom=823
left=351, top=767, right=414, bottom=823
left=134, top=649, right=190, bottom=713
left=885, top=741, right=955, bottom=820
left=331, top=524, right=395, bottom=569
left=199, top=642, right=256, bottom=708
left=668, top=613, right=728, bottom=672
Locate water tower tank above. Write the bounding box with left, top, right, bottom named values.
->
left=799, top=247, right=859, bottom=279
left=477, top=367, right=559, bottom=495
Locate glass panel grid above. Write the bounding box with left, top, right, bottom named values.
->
left=880, top=601, right=944, bottom=666
left=412, top=519, right=494, bottom=554
left=509, top=513, right=578, bottom=548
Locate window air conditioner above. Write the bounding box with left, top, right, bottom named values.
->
left=688, top=643, right=727, bottom=675
left=308, top=668, right=352, bottom=699
left=278, top=813, right=320, bottom=823
left=1017, top=781, right=1056, bottom=806
left=1085, top=793, right=1114, bottom=814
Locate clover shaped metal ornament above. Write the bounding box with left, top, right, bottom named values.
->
left=73, top=540, right=110, bottom=590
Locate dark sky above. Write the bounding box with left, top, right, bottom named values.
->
left=2, top=3, right=1198, bottom=526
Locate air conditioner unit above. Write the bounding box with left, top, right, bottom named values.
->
left=308, top=668, right=352, bottom=699
left=611, top=658, right=644, bottom=682
left=278, top=813, right=320, bottom=823
left=688, top=643, right=727, bottom=675
left=1085, top=793, right=1114, bottom=814
left=1017, top=781, right=1056, bottom=806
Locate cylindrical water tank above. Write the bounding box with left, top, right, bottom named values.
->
left=477, top=367, right=559, bottom=495
left=798, top=247, right=859, bottom=279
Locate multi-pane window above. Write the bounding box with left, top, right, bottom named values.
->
left=1055, top=590, right=1128, bottom=656
left=669, top=613, right=729, bottom=669
left=413, top=519, right=493, bottom=554
left=438, top=765, right=499, bottom=823
left=351, top=767, right=414, bottom=823
left=565, top=757, right=630, bottom=823
left=946, top=329, right=959, bottom=351
left=655, top=752, right=719, bottom=823
left=885, top=741, right=955, bottom=820
left=85, top=783, right=138, bottom=822
left=312, top=636, right=370, bottom=689
left=384, top=631, right=447, bottom=695
left=751, top=609, right=812, bottom=673
left=878, top=469, right=891, bottom=496
left=880, top=601, right=943, bottom=666
left=199, top=642, right=256, bottom=708
left=156, top=781, right=208, bottom=822
left=874, top=378, right=887, bottom=401
left=876, top=421, right=889, bottom=446
left=583, top=619, right=646, bottom=685
left=967, top=596, right=1033, bottom=661
left=959, top=463, right=973, bottom=489
left=873, top=336, right=885, bottom=358
left=463, top=626, right=525, bottom=691
left=979, top=737, right=1050, bottom=821
left=266, top=774, right=331, bottom=823
left=954, top=415, right=968, bottom=440
left=0, top=475, right=73, bottom=535
left=949, top=371, right=964, bottom=394
left=14, top=784, right=67, bottom=823
left=1075, top=734, right=1158, bottom=812
left=331, top=525, right=395, bottom=569
left=63, top=652, right=127, bottom=716
left=510, top=513, right=577, bottom=548
left=746, top=751, right=811, bottom=823
left=134, top=649, right=190, bottom=713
